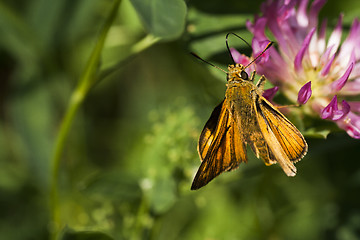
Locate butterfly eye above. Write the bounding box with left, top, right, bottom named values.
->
left=240, top=71, right=248, bottom=80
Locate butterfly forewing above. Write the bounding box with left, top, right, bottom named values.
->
left=192, top=99, right=247, bottom=190
left=197, top=101, right=225, bottom=161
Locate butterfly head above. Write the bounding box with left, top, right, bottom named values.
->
left=227, top=63, right=250, bottom=82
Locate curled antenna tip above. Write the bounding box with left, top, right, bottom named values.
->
left=226, top=33, right=252, bottom=64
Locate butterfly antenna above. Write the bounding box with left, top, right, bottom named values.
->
left=226, top=32, right=252, bottom=64
left=244, top=41, right=274, bottom=69
left=190, top=52, right=228, bottom=74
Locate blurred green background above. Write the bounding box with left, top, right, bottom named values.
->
left=1, top=0, right=360, bottom=239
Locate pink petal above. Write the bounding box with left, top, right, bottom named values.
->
left=230, top=48, right=250, bottom=65
left=294, top=28, right=316, bottom=72
left=321, top=52, right=335, bottom=76
left=342, top=100, right=351, bottom=115
left=252, top=39, right=271, bottom=64
left=338, top=18, right=360, bottom=62
left=327, top=14, right=343, bottom=53
left=337, top=112, right=360, bottom=139
left=320, top=45, right=334, bottom=65
left=341, top=78, right=360, bottom=95
left=262, top=2, right=290, bottom=56
left=348, top=102, right=360, bottom=113
left=321, top=95, right=350, bottom=121
left=346, top=125, right=360, bottom=139
left=263, top=86, right=279, bottom=101
left=331, top=62, right=354, bottom=92
left=230, top=48, right=255, bottom=75
left=297, top=0, right=309, bottom=27
left=350, top=61, right=360, bottom=79
left=309, top=0, right=327, bottom=25
left=317, top=19, right=327, bottom=54
left=321, top=95, right=338, bottom=119
left=297, top=81, right=312, bottom=104
left=247, top=18, right=267, bottom=41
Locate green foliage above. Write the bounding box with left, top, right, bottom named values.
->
left=129, top=0, right=186, bottom=40
left=1, top=0, right=360, bottom=239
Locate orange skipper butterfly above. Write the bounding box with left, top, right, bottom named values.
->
left=191, top=34, right=307, bottom=190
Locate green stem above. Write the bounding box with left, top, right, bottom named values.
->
left=49, top=0, right=121, bottom=239
left=130, top=34, right=160, bottom=55
left=99, top=34, right=160, bottom=81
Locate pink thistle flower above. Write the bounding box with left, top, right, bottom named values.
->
left=232, top=0, right=360, bottom=139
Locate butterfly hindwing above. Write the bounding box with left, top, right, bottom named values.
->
left=258, top=97, right=308, bottom=161
left=247, top=134, right=277, bottom=166
left=254, top=96, right=308, bottom=176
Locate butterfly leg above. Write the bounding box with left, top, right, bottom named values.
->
left=256, top=75, right=266, bottom=90
left=250, top=71, right=256, bottom=81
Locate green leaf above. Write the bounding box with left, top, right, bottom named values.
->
left=302, top=117, right=337, bottom=139
left=129, top=0, right=186, bottom=40
left=304, top=128, right=331, bottom=139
